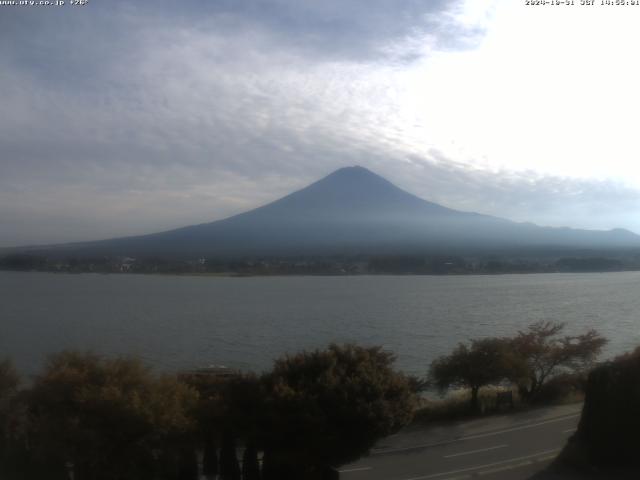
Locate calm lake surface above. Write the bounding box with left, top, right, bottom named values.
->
left=1, top=271, right=639, bottom=376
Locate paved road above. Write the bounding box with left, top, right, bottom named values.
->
left=339, top=404, right=582, bottom=480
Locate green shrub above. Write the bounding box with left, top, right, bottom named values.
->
left=531, top=372, right=586, bottom=405
left=413, top=386, right=521, bottom=424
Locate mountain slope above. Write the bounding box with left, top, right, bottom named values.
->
left=12, top=166, right=640, bottom=258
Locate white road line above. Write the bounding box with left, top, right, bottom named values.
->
left=438, top=454, right=559, bottom=480
left=477, top=453, right=558, bottom=476
left=401, top=448, right=561, bottom=480
left=374, top=413, right=579, bottom=455
left=460, top=414, right=579, bottom=442
left=444, top=444, right=508, bottom=459
left=562, top=428, right=577, bottom=434
left=338, top=466, right=372, bottom=473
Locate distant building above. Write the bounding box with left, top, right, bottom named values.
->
left=120, top=257, right=136, bottom=272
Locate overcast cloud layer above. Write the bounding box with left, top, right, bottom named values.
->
left=1, top=0, right=640, bottom=247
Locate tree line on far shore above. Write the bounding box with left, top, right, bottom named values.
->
left=0, top=322, right=607, bottom=480
left=2, top=252, right=638, bottom=276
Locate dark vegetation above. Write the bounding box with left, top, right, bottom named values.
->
left=0, top=345, right=416, bottom=480
left=430, top=338, right=520, bottom=413
left=552, top=346, right=640, bottom=477
left=3, top=252, right=640, bottom=275
left=0, top=324, right=616, bottom=479
left=428, top=322, right=606, bottom=414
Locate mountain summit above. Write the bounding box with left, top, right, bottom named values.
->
left=15, top=166, right=640, bottom=258
left=241, top=166, right=457, bottom=219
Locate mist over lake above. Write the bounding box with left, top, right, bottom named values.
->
left=1, top=271, right=638, bottom=377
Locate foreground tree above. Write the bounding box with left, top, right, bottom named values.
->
left=27, top=351, right=199, bottom=480
left=569, top=346, right=640, bottom=469
left=242, top=443, right=261, bottom=480
left=0, top=359, right=20, bottom=472
left=187, top=371, right=264, bottom=480
left=430, top=338, right=519, bottom=412
left=219, top=430, right=241, bottom=480
left=262, top=344, right=416, bottom=479
left=201, top=433, right=218, bottom=479
left=0, top=359, right=18, bottom=400
left=511, top=321, right=607, bottom=400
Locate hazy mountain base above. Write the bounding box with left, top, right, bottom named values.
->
left=5, top=167, right=640, bottom=260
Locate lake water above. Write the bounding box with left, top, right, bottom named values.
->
left=1, top=271, right=639, bottom=377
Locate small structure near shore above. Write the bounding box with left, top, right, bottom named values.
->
left=178, top=364, right=238, bottom=381
left=178, top=365, right=241, bottom=397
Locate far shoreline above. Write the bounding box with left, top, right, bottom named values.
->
left=2, top=268, right=640, bottom=278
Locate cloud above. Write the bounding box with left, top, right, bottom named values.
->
left=391, top=155, right=640, bottom=233
left=1, top=0, right=640, bottom=247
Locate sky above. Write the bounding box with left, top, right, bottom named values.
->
left=2, top=0, right=640, bottom=247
